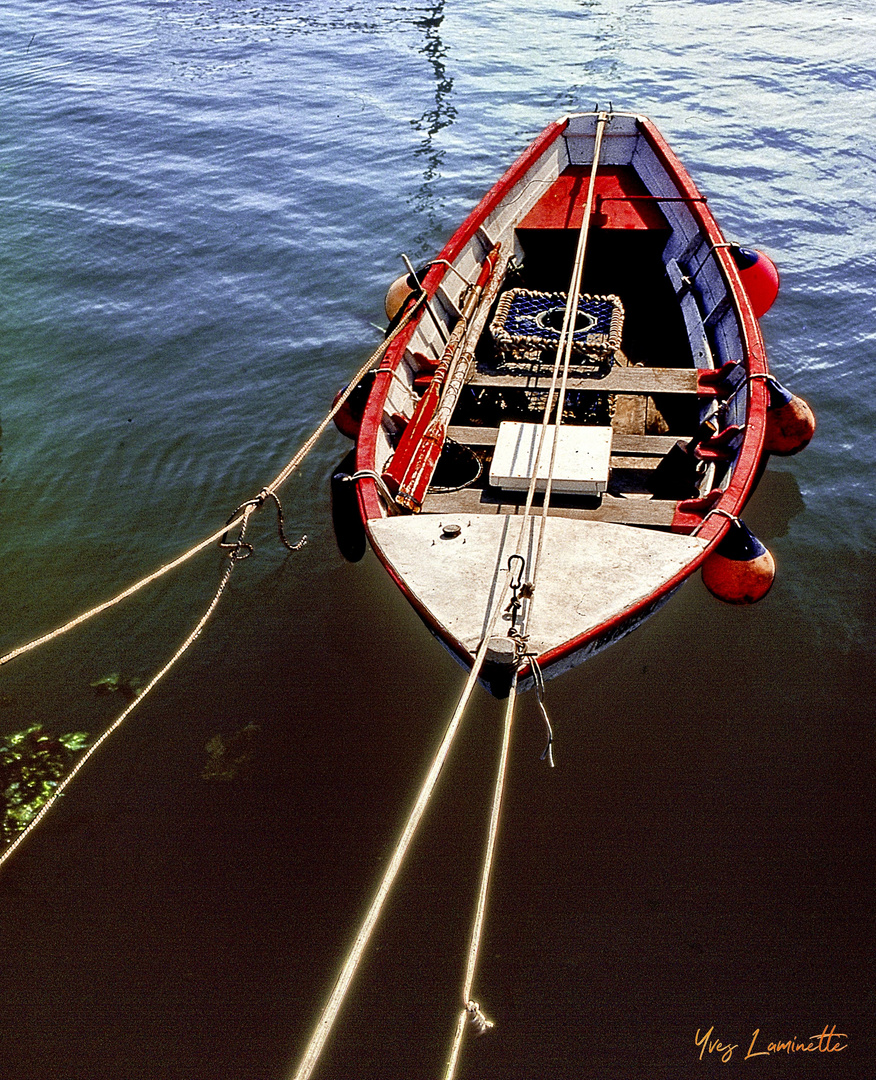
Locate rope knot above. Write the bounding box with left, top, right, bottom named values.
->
left=465, top=1000, right=494, bottom=1035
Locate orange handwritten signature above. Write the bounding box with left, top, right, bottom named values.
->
left=695, top=1024, right=848, bottom=1063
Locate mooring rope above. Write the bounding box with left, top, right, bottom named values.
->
left=0, top=503, right=257, bottom=872
left=297, top=117, right=606, bottom=1080
left=528, top=111, right=609, bottom=595
left=445, top=118, right=609, bottom=1079
left=0, top=293, right=427, bottom=869
left=291, top=557, right=524, bottom=1080
left=444, top=668, right=518, bottom=1080
left=0, top=293, right=425, bottom=672
left=502, top=113, right=609, bottom=607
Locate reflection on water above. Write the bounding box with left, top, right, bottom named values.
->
left=409, top=1, right=456, bottom=231
left=161, top=0, right=452, bottom=43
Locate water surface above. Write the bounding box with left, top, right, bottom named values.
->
left=1, top=2, right=874, bottom=1077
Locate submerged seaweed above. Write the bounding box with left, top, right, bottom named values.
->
left=202, top=723, right=261, bottom=782
left=0, top=725, right=90, bottom=843
left=90, top=672, right=143, bottom=700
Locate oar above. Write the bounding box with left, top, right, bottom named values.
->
left=384, top=245, right=501, bottom=495
left=394, top=247, right=511, bottom=511
left=383, top=243, right=504, bottom=503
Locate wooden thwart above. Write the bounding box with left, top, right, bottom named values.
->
left=467, top=366, right=701, bottom=394
left=447, top=426, right=684, bottom=454
left=421, top=485, right=679, bottom=526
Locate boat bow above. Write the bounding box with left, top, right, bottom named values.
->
left=368, top=514, right=708, bottom=665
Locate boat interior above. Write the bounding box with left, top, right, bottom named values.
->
left=369, top=116, right=751, bottom=533
left=416, top=166, right=734, bottom=526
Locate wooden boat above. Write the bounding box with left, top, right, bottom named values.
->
left=339, top=111, right=805, bottom=697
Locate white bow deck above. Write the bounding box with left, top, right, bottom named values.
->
left=368, top=514, right=709, bottom=658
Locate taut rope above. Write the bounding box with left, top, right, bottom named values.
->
left=0, top=502, right=257, bottom=871
left=480, top=114, right=611, bottom=659
left=0, top=293, right=426, bottom=868
left=0, top=292, right=425, bottom=672
left=524, top=111, right=610, bottom=597
left=443, top=669, right=517, bottom=1080
left=442, top=116, right=612, bottom=1075
left=290, top=117, right=610, bottom=1079
left=289, top=613, right=510, bottom=1080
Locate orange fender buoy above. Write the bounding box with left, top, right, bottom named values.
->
left=731, top=246, right=780, bottom=318
left=701, top=519, right=775, bottom=604
left=384, top=261, right=433, bottom=322
left=384, top=273, right=417, bottom=322
left=763, top=377, right=816, bottom=455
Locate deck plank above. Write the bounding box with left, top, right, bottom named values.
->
left=447, top=425, right=683, bottom=454
left=467, top=367, right=700, bottom=394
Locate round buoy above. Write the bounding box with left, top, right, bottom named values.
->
left=384, top=262, right=433, bottom=322
left=731, top=246, right=780, bottom=318
left=384, top=274, right=417, bottom=321
left=763, top=378, right=816, bottom=455
left=701, top=519, right=775, bottom=604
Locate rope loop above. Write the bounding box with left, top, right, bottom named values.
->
left=690, top=505, right=740, bottom=537
left=529, top=655, right=555, bottom=768
left=219, top=491, right=306, bottom=560
left=262, top=489, right=308, bottom=552
left=219, top=503, right=257, bottom=561
left=507, top=638, right=554, bottom=768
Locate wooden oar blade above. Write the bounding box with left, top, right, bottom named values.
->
left=395, top=249, right=511, bottom=511
left=394, top=423, right=447, bottom=511
left=383, top=325, right=466, bottom=494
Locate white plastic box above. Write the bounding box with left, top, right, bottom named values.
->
left=489, top=422, right=613, bottom=494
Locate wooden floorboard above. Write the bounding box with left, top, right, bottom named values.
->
left=421, top=486, right=678, bottom=525
left=447, top=426, right=684, bottom=455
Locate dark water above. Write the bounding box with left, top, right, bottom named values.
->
left=1, top=2, right=874, bottom=1077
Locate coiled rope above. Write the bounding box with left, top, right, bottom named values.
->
left=0, top=293, right=426, bottom=870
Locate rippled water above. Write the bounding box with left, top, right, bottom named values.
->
left=1, top=2, right=874, bottom=1078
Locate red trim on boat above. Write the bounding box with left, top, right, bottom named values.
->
left=636, top=116, right=769, bottom=543
left=532, top=119, right=771, bottom=675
